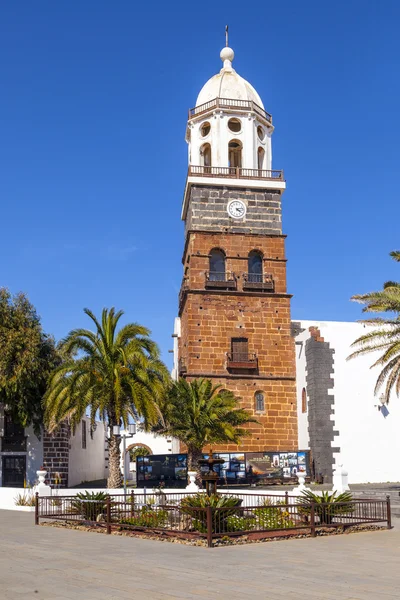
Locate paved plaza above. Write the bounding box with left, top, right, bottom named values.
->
left=0, top=510, right=399, bottom=599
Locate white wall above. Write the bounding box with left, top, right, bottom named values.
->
left=295, top=320, right=400, bottom=484
left=69, top=420, right=107, bottom=487
left=120, top=429, right=179, bottom=481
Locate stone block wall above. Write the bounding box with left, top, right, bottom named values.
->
left=43, top=423, right=70, bottom=487
left=305, top=327, right=339, bottom=483
left=185, top=185, right=282, bottom=237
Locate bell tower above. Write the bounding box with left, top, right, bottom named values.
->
left=175, top=42, right=298, bottom=454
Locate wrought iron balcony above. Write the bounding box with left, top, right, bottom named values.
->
left=188, top=97, right=272, bottom=124
left=1, top=436, right=27, bottom=452
left=188, top=165, right=284, bottom=181
left=178, top=277, right=188, bottom=310
left=227, top=352, right=258, bottom=370
left=243, top=273, right=274, bottom=292
left=205, top=271, right=237, bottom=290
left=178, top=358, right=187, bottom=377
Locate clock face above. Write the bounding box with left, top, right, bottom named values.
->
left=227, top=200, right=246, bottom=219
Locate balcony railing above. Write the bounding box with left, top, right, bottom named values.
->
left=1, top=436, right=27, bottom=452
left=188, top=97, right=272, bottom=124
left=205, top=271, right=237, bottom=290
left=243, top=273, right=274, bottom=292
left=188, top=165, right=284, bottom=181
left=178, top=358, right=187, bottom=377
left=227, top=353, right=258, bottom=370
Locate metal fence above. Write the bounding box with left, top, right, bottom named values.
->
left=35, top=492, right=391, bottom=548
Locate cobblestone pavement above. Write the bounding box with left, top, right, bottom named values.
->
left=0, top=510, right=399, bottom=599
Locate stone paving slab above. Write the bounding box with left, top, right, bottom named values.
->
left=0, top=510, right=399, bottom=599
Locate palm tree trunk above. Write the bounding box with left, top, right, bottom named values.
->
left=107, top=432, right=122, bottom=489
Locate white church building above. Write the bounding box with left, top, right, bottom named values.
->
left=294, top=321, right=400, bottom=484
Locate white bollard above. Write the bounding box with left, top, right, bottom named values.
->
left=332, top=464, right=350, bottom=493
left=34, top=469, right=51, bottom=496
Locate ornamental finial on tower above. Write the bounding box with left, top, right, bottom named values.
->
left=220, top=24, right=234, bottom=70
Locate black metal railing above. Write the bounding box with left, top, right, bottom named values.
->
left=35, top=493, right=391, bottom=548
left=205, top=271, right=237, bottom=289
left=1, top=436, right=27, bottom=452
left=226, top=352, right=258, bottom=369
left=178, top=358, right=187, bottom=376
left=243, top=273, right=274, bottom=291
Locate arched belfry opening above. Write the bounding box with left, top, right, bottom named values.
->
left=258, top=147, right=265, bottom=170
left=200, top=143, right=212, bottom=168
left=228, top=139, right=242, bottom=168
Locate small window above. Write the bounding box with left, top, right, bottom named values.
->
left=200, top=122, right=211, bottom=137
left=228, top=118, right=241, bottom=133
left=255, top=391, right=265, bottom=412
left=257, top=125, right=265, bottom=140
left=302, top=388, right=307, bottom=413
left=82, top=420, right=87, bottom=449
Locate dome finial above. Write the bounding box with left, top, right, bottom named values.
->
left=220, top=26, right=234, bottom=71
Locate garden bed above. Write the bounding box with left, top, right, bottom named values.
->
left=40, top=519, right=388, bottom=547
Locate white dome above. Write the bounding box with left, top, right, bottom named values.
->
left=195, top=47, right=264, bottom=109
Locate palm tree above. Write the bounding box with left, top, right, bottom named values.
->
left=44, top=307, right=169, bottom=488
left=154, top=378, right=257, bottom=474
left=348, top=251, right=400, bottom=403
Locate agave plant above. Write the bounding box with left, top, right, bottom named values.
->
left=180, top=493, right=242, bottom=533
left=71, top=491, right=109, bottom=521
left=297, top=490, right=354, bottom=525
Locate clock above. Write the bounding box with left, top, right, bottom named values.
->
left=227, top=200, right=246, bottom=219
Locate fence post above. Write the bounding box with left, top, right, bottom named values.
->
left=386, top=495, right=392, bottom=529
left=35, top=492, right=39, bottom=526
left=206, top=506, right=213, bottom=548
left=310, top=501, right=316, bottom=537
left=130, top=491, right=134, bottom=518
left=106, top=496, right=111, bottom=534
left=285, top=490, right=289, bottom=505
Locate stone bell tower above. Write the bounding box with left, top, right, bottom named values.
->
left=175, top=42, right=298, bottom=453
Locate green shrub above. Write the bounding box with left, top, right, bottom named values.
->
left=180, top=493, right=242, bottom=533
left=72, top=491, right=108, bottom=521
left=120, top=506, right=168, bottom=528
left=225, top=514, right=256, bottom=532
left=297, top=490, right=354, bottom=525
left=254, top=499, right=295, bottom=530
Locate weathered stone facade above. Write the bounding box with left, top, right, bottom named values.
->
left=305, top=327, right=339, bottom=483
left=184, top=185, right=282, bottom=237
left=178, top=184, right=298, bottom=453
left=43, top=423, right=70, bottom=487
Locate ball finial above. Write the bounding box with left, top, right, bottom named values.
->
left=220, top=47, right=234, bottom=69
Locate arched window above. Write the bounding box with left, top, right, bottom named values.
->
left=257, top=147, right=265, bottom=170
left=228, top=140, right=242, bottom=168
left=248, top=250, right=263, bottom=283
left=209, top=248, right=226, bottom=282
left=255, top=391, right=265, bottom=412
left=200, top=143, right=211, bottom=168
left=302, top=388, right=307, bottom=413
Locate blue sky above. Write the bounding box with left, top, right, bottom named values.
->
left=1, top=1, right=400, bottom=368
